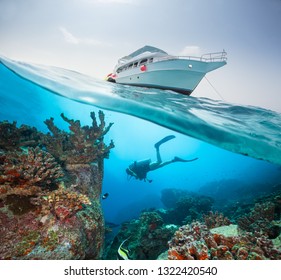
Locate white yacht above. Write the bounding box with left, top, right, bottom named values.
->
left=106, top=45, right=227, bottom=95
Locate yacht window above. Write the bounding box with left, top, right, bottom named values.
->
left=148, top=57, right=153, bottom=63
left=133, top=62, right=138, bottom=68
left=128, top=63, right=133, bottom=69
left=117, top=67, right=123, bottom=73
left=140, top=59, right=148, bottom=65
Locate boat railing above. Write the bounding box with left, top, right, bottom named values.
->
left=200, top=50, right=227, bottom=62
left=155, top=50, right=227, bottom=63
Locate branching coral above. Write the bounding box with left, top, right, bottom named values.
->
left=0, top=147, right=64, bottom=197
left=42, top=110, right=114, bottom=164
left=0, top=121, right=41, bottom=151
left=0, top=110, right=112, bottom=259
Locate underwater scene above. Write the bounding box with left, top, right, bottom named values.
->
left=1, top=56, right=281, bottom=260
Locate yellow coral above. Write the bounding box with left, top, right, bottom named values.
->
left=47, top=183, right=91, bottom=221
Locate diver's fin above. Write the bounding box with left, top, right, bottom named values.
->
left=173, top=156, right=198, bottom=162
left=154, top=135, right=176, bottom=149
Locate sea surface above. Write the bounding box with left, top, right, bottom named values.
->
left=1, top=56, right=281, bottom=224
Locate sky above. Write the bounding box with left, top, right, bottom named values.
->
left=0, top=0, right=281, bottom=112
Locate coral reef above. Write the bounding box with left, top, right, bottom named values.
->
left=198, top=179, right=273, bottom=208
left=167, top=221, right=281, bottom=260
left=0, top=121, right=41, bottom=151
left=203, top=211, right=231, bottom=229
left=104, top=210, right=178, bottom=260
left=41, top=110, right=114, bottom=200
left=0, top=110, right=113, bottom=259
left=168, top=222, right=211, bottom=260
left=161, top=188, right=190, bottom=209
left=104, top=187, right=281, bottom=260
left=237, top=202, right=280, bottom=238
left=159, top=188, right=214, bottom=225
left=41, top=110, right=114, bottom=165
left=0, top=147, right=64, bottom=197
left=46, top=183, right=91, bottom=221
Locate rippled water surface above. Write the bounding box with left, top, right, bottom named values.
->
left=1, top=56, right=281, bottom=165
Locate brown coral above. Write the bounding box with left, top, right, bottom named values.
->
left=0, top=147, right=64, bottom=197
left=47, top=183, right=91, bottom=221
left=237, top=202, right=276, bottom=236
left=0, top=110, right=112, bottom=259
left=41, top=110, right=114, bottom=164
left=0, top=121, right=41, bottom=151
left=203, top=211, right=231, bottom=229
left=168, top=221, right=281, bottom=260
left=168, top=222, right=212, bottom=260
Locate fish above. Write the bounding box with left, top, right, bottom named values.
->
left=117, top=237, right=131, bottom=260
left=102, top=193, right=109, bottom=200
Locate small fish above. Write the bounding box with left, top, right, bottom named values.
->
left=102, top=193, right=109, bottom=200
left=117, top=237, right=131, bottom=260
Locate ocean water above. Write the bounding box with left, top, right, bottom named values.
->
left=1, top=56, right=281, bottom=226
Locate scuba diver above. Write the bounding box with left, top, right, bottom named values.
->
left=126, top=135, right=198, bottom=183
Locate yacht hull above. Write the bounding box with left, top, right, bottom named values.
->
left=115, top=58, right=226, bottom=94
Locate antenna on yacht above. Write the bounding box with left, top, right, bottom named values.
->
left=204, top=76, right=225, bottom=101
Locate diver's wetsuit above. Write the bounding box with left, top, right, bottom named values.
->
left=128, top=159, right=152, bottom=181
left=126, top=135, right=198, bottom=183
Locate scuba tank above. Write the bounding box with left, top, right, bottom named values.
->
left=129, top=159, right=151, bottom=180
left=129, top=159, right=151, bottom=170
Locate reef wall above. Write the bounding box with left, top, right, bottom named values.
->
left=0, top=111, right=114, bottom=259
left=104, top=190, right=281, bottom=260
